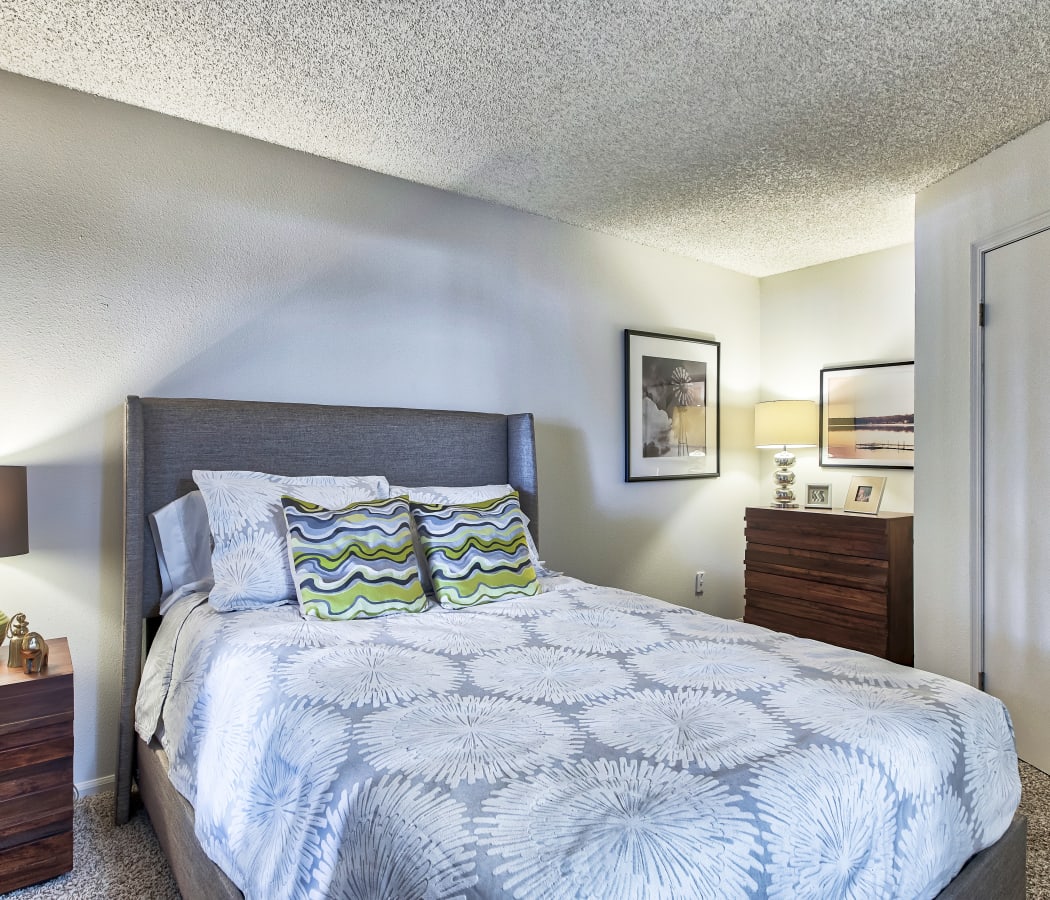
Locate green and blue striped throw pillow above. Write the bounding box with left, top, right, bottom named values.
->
left=410, top=492, right=541, bottom=609
left=281, top=495, right=427, bottom=620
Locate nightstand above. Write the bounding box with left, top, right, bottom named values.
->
left=0, top=637, right=74, bottom=892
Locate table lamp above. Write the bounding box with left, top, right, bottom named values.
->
left=0, top=466, right=29, bottom=660
left=754, top=401, right=818, bottom=508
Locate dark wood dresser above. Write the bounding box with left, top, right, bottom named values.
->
left=0, top=637, right=74, bottom=892
left=743, top=508, right=913, bottom=665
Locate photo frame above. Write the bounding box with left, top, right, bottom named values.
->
left=624, top=329, right=720, bottom=481
left=820, top=361, right=914, bottom=469
left=843, top=475, right=887, bottom=514
left=804, top=483, right=832, bottom=509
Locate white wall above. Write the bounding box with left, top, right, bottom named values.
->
left=759, top=245, right=915, bottom=513
left=914, top=119, right=1050, bottom=682
left=0, top=71, right=762, bottom=788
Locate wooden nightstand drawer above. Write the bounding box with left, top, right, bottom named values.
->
left=0, top=784, right=73, bottom=845
left=0, top=637, right=74, bottom=891
left=0, top=754, right=73, bottom=803
left=0, top=830, right=73, bottom=894
left=0, top=682, right=73, bottom=731
left=0, top=722, right=73, bottom=772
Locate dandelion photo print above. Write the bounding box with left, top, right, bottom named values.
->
left=625, top=330, right=720, bottom=481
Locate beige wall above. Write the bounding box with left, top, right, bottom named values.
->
left=0, top=71, right=763, bottom=789
left=914, top=118, right=1050, bottom=682
left=759, top=245, right=915, bottom=513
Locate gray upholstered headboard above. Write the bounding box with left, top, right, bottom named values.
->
left=116, top=395, right=538, bottom=823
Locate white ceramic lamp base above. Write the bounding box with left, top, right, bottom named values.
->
left=771, top=447, right=798, bottom=508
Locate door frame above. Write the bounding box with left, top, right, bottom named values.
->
left=970, top=211, right=1050, bottom=688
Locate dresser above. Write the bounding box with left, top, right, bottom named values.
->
left=0, top=637, right=74, bottom=892
left=743, top=508, right=913, bottom=665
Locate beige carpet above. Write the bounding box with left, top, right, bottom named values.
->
left=1021, top=759, right=1050, bottom=899
left=7, top=767, right=1050, bottom=899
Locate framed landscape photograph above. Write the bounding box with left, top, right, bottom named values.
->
left=624, top=329, right=720, bottom=481
left=820, top=361, right=914, bottom=469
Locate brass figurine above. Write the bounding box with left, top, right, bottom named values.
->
left=20, top=632, right=48, bottom=674
left=6, top=613, right=28, bottom=668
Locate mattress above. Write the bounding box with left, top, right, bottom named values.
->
left=135, top=576, right=1021, bottom=900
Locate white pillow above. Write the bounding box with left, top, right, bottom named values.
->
left=194, top=470, right=390, bottom=611
left=389, top=484, right=549, bottom=588
left=148, top=491, right=213, bottom=605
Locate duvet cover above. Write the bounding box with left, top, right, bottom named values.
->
left=136, top=576, right=1020, bottom=900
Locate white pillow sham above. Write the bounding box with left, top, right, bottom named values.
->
left=194, top=470, right=389, bottom=611
left=148, top=491, right=214, bottom=608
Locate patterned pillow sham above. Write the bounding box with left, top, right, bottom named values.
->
left=410, top=492, right=541, bottom=609
left=281, top=495, right=427, bottom=619
left=389, top=483, right=549, bottom=586
left=193, top=470, right=389, bottom=611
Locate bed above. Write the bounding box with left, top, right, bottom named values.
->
left=116, top=395, right=1027, bottom=899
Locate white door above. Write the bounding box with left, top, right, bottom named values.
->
left=983, top=225, right=1050, bottom=774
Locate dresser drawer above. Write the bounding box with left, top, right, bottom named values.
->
left=745, top=588, right=883, bottom=630
left=745, top=542, right=889, bottom=591
left=745, top=570, right=887, bottom=617
left=744, top=605, right=888, bottom=657
left=745, top=509, right=892, bottom=559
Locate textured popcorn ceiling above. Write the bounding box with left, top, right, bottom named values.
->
left=3, top=2, right=1050, bottom=276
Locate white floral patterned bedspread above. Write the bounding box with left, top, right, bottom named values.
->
left=136, top=576, right=1020, bottom=900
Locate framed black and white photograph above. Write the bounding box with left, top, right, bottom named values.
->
left=805, top=483, right=832, bottom=509
left=624, top=329, right=720, bottom=481
left=843, top=475, right=887, bottom=514
left=820, top=361, right=914, bottom=469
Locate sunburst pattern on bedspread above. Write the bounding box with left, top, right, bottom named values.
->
left=135, top=576, right=1019, bottom=900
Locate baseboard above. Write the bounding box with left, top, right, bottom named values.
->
left=76, top=774, right=116, bottom=797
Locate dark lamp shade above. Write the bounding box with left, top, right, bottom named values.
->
left=0, top=466, right=29, bottom=557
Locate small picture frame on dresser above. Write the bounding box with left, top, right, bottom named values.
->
left=844, top=475, right=887, bottom=514
left=804, top=483, right=832, bottom=508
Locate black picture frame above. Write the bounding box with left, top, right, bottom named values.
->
left=819, top=361, right=914, bottom=469
left=624, top=329, right=720, bottom=481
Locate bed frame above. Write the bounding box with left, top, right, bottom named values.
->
left=116, top=395, right=1025, bottom=899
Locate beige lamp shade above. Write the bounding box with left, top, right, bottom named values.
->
left=754, top=400, right=818, bottom=448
